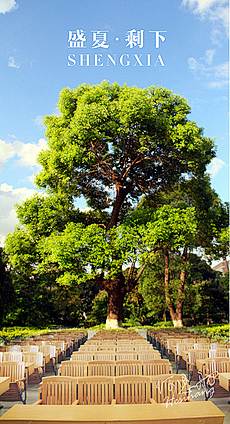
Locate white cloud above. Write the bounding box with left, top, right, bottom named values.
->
left=183, top=0, right=226, bottom=13
left=8, top=56, right=20, bottom=69
left=0, top=138, right=47, bottom=171
left=188, top=49, right=229, bottom=88
left=203, top=48, right=215, bottom=65
left=34, top=115, right=44, bottom=127
left=0, top=183, right=36, bottom=247
left=207, top=157, right=225, bottom=177
left=0, top=0, right=18, bottom=14
left=182, top=0, right=229, bottom=36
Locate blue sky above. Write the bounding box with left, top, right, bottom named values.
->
left=0, top=0, right=229, bottom=246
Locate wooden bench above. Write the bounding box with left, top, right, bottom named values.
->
left=39, top=345, right=59, bottom=372
left=87, top=360, right=116, bottom=376
left=116, top=360, right=143, bottom=376
left=22, top=352, right=44, bottom=384
left=36, top=376, right=78, bottom=405
left=93, top=351, right=116, bottom=361
left=76, top=376, right=114, bottom=405
left=201, top=358, right=230, bottom=400
left=114, top=375, right=152, bottom=404
left=116, top=351, right=138, bottom=361
left=142, top=359, right=171, bottom=376
left=209, top=348, right=229, bottom=358
left=187, top=349, right=209, bottom=381
left=151, top=373, right=190, bottom=404
left=0, top=361, right=26, bottom=404
left=71, top=352, right=94, bottom=362
left=0, top=377, right=10, bottom=395
left=22, top=345, right=39, bottom=353
left=58, top=360, right=87, bottom=377
left=2, top=352, right=23, bottom=362
left=138, top=351, right=161, bottom=361
left=219, top=372, right=230, bottom=392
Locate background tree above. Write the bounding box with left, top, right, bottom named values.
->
left=0, top=248, right=14, bottom=327
left=133, top=176, right=228, bottom=327
left=139, top=253, right=228, bottom=326
left=5, top=81, right=215, bottom=328
left=183, top=254, right=229, bottom=325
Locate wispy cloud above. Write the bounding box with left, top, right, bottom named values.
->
left=182, top=0, right=229, bottom=40
left=188, top=49, right=229, bottom=88
left=0, top=138, right=47, bottom=171
left=0, top=0, right=18, bottom=14
left=207, top=157, right=226, bottom=177
left=8, top=56, right=20, bottom=69
left=34, top=115, right=44, bottom=127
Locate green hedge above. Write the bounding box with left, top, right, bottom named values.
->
left=0, top=327, right=53, bottom=344
left=188, top=324, right=229, bottom=341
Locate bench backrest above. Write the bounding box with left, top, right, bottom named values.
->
left=22, top=352, right=44, bottom=367
left=78, top=345, right=97, bottom=352
left=5, top=345, right=22, bottom=352
left=116, top=346, right=134, bottom=351
left=114, top=375, right=151, bottom=404
left=116, top=351, right=138, bottom=361
left=176, top=343, right=194, bottom=355
left=71, top=352, right=94, bottom=362
left=3, top=352, right=23, bottom=362
left=142, top=359, right=170, bottom=375
left=93, top=351, right=116, bottom=361
left=137, top=351, right=161, bottom=361
left=209, top=349, right=229, bottom=358
left=50, top=341, right=66, bottom=352
left=151, top=373, right=190, bottom=403
left=22, top=346, right=39, bottom=353
left=194, top=343, right=210, bottom=350
left=134, top=345, right=153, bottom=352
left=116, top=360, right=143, bottom=376
left=204, top=358, right=230, bottom=374
left=40, top=376, right=78, bottom=405
left=87, top=360, right=116, bottom=376
left=188, top=349, right=208, bottom=365
left=0, top=361, right=25, bottom=383
left=77, top=376, right=113, bottom=405
left=39, top=345, right=56, bottom=358
left=58, top=360, right=87, bottom=377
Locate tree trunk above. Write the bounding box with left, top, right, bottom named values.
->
left=163, top=249, right=184, bottom=328
left=172, top=318, right=183, bottom=328
left=105, top=275, right=126, bottom=329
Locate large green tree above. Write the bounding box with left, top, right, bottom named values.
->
left=6, top=81, right=216, bottom=328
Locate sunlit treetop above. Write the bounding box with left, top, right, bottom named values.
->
left=35, top=81, right=215, bottom=230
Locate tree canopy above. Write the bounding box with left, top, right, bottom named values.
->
left=36, top=81, right=215, bottom=230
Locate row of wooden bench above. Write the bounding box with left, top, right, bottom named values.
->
left=36, top=374, right=190, bottom=405
left=58, top=358, right=171, bottom=376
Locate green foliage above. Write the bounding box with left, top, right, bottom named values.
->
left=86, top=291, right=108, bottom=326
left=139, top=252, right=229, bottom=326
left=183, top=255, right=229, bottom=324
left=37, top=221, right=145, bottom=286
left=152, top=321, right=174, bottom=328
left=0, top=327, right=51, bottom=344
left=188, top=324, right=229, bottom=341
left=36, top=81, right=215, bottom=209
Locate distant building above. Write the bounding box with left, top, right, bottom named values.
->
left=212, top=260, right=229, bottom=275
